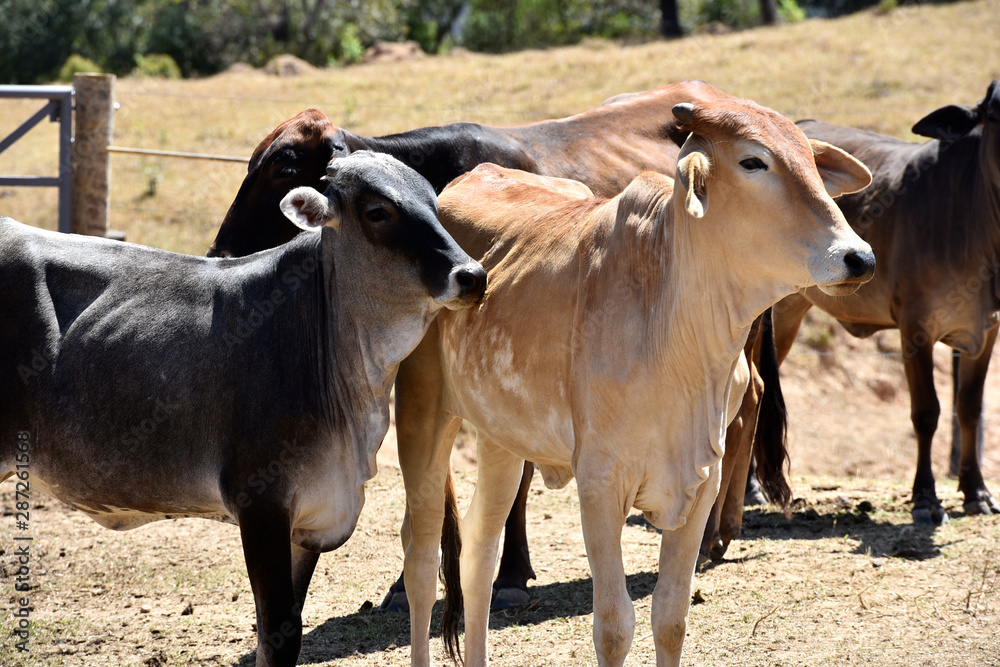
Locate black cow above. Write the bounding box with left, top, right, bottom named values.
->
left=0, top=152, right=486, bottom=667
left=769, top=81, right=1000, bottom=524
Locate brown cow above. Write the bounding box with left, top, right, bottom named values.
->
left=400, top=97, right=874, bottom=665
left=768, top=81, right=1000, bottom=525
left=206, top=82, right=790, bottom=616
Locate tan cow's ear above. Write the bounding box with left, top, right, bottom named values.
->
left=280, top=186, right=341, bottom=232
left=677, top=150, right=711, bottom=218
left=810, top=140, right=872, bottom=198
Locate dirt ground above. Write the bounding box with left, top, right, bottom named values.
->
left=2, top=317, right=1000, bottom=666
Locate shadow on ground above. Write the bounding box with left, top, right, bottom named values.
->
left=234, top=569, right=659, bottom=664
left=236, top=491, right=962, bottom=664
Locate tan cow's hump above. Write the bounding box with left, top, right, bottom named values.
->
left=439, top=163, right=606, bottom=258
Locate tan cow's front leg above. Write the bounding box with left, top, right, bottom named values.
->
left=461, top=437, right=526, bottom=666
left=576, top=465, right=633, bottom=667
left=652, top=459, right=721, bottom=667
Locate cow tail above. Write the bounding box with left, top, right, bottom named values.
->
left=440, top=469, right=464, bottom=665
left=752, top=308, right=792, bottom=510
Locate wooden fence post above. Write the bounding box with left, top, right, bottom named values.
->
left=72, top=74, right=119, bottom=238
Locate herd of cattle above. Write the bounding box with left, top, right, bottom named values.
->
left=1, top=78, right=997, bottom=666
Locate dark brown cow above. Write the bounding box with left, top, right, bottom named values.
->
left=768, top=81, right=1000, bottom=525
left=207, top=83, right=706, bottom=258
left=207, top=82, right=791, bottom=617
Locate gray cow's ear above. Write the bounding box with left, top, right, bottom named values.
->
left=280, top=186, right=340, bottom=232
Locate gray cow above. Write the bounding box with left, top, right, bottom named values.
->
left=0, top=151, right=486, bottom=667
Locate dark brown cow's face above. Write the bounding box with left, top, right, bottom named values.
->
left=207, top=108, right=351, bottom=258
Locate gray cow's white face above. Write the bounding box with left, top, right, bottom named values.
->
left=280, top=151, right=486, bottom=311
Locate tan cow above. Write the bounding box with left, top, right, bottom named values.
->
left=397, top=96, right=875, bottom=666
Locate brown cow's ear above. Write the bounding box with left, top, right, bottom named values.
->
left=280, top=186, right=340, bottom=231
left=677, top=149, right=711, bottom=218
left=810, top=140, right=872, bottom=198
left=911, top=104, right=979, bottom=141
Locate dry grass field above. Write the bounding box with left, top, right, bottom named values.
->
left=0, top=0, right=997, bottom=255
left=2, top=1, right=1000, bottom=665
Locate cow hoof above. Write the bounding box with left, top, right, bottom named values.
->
left=911, top=505, right=948, bottom=526
left=709, top=538, right=729, bottom=562
left=964, top=493, right=1000, bottom=516
left=744, top=476, right=768, bottom=506
left=490, top=587, right=529, bottom=611
left=377, top=590, right=409, bottom=613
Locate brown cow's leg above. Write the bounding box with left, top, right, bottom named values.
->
left=956, top=326, right=1000, bottom=515
left=716, top=389, right=761, bottom=558
left=239, top=510, right=301, bottom=667
left=700, top=408, right=746, bottom=565
left=701, top=315, right=765, bottom=564
left=901, top=325, right=946, bottom=525
left=491, top=460, right=537, bottom=609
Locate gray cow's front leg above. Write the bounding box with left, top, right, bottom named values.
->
left=238, top=508, right=302, bottom=667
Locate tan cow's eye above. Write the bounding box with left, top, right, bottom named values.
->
left=739, top=157, right=768, bottom=172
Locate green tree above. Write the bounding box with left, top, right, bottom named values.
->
left=0, top=0, right=88, bottom=84
left=462, top=0, right=658, bottom=53
left=404, top=0, right=467, bottom=53
left=145, top=0, right=263, bottom=76
left=242, top=0, right=411, bottom=64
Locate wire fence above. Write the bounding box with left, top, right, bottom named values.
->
left=95, top=88, right=940, bottom=221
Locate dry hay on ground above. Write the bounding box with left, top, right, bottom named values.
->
left=1, top=466, right=997, bottom=666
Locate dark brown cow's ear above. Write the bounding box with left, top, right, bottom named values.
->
left=811, top=140, right=872, bottom=198
left=911, top=104, right=979, bottom=141
left=280, top=187, right=340, bottom=231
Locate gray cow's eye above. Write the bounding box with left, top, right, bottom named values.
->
left=739, top=157, right=768, bottom=172
left=366, top=207, right=391, bottom=223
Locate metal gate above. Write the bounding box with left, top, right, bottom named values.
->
left=0, top=85, right=74, bottom=233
